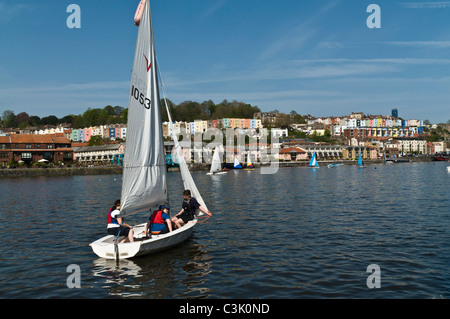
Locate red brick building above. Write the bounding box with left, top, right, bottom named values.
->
left=0, top=134, right=73, bottom=167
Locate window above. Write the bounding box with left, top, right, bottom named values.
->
left=25, top=144, right=31, bottom=149
left=22, top=152, right=32, bottom=159
left=47, top=144, right=53, bottom=149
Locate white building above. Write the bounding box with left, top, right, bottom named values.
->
left=396, top=138, right=427, bottom=154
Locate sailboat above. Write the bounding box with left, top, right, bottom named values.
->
left=233, top=155, right=242, bottom=169
left=243, top=151, right=255, bottom=171
left=90, top=0, right=211, bottom=260
left=358, top=149, right=366, bottom=168
left=308, top=152, right=319, bottom=168
left=207, top=146, right=227, bottom=175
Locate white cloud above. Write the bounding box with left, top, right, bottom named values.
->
left=319, top=41, right=450, bottom=49
left=401, top=2, right=450, bottom=8
left=387, top=41, right=450, bottom=48
left=258, top=0, right=341, bottom=61
left=0, top=2, right=33, bottom=23
left=201, top=0, right=228, bottom=19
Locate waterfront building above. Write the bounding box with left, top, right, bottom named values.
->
left=303, top=144, right=346, bottom=160
left=209, top=119, right=219, bottom=128
left=279, top=147, right=307, bottom=161
left=430, top=141, right=445, bottom=154
left=222, top=118, right=229, bottom=128
left=271, top=128, right=288, bottom=138
left=73, top=143, right=125, bottom=164
left=79, top=129, right=85, bottom=142
left=71, top=129, right=80, bottom=142
left=0, top=134, right=73, bottom=167
left=343, top=146, right=372, bottom=161
left=84, top=128, right=92, bottom=142
left=64, top=129, right=72, bottom=141
left=193, top=120, right=208, bottom=133
left=108, top=127, right=116, bottom=140
left=33, top=125, right=65, bottom=135
left=396, top=138, right=427, bottom=155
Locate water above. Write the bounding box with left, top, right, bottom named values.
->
left=0, top=161, right=449, bottom=299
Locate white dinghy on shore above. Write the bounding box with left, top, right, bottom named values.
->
left=90, top=0, right=211, bottom=260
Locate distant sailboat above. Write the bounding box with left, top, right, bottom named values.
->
left=358, top=149, right=366, bottom=168
left=233, top=155, right=242, bottom=169
left=207, top=146, right=227, bottom=175
left=308, top=152, right=319, bottom=168
left=243, top=151, right=255, bottom=171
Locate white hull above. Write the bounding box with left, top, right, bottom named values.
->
left=90, top=220, right=197, bottom=260
left=327, top=164, right=343, bottom=168
left=207, top=171, right=228, bottom=175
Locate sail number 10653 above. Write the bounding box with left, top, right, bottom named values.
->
left=131, top=85, right=151, bottom=109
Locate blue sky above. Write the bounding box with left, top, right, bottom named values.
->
left=0, top=0, right=449, bottom=123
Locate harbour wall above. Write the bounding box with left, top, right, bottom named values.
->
left=0, top=166, right=123, bottom=178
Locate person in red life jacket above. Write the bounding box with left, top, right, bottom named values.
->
left=107, top=199, right=134, bottom=243
left=145, top=205, right=173, bottom=236
left=172, top=189, right=210, bottom=229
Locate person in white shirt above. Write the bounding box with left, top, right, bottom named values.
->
left=106, top=199, right=134, bottom=243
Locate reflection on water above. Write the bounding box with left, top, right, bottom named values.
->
left=0, top=162, right=449, bottom=298
left=91, top=238, right=212, bottom=298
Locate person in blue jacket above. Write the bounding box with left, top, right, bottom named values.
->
left=145, top=205, right=173, bottom=235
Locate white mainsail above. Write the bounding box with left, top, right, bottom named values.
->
left=209, top=147, right=222, bottom=174
left=120, top=0, right=168, bottom=215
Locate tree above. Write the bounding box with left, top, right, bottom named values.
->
left=29, top=116, right=41, bottom=127
left=1, top=110, right=17, bottom=128
left=104, top=105, right=115, bottom=115
left=88, top=135, right=107, bottom=146
left=113, top=106, right=124, bottom=116
left=72, top=115, right=86, bottom=129
left=40, top=115, right=59, bottom=126
left=293, top=114, right=306, bottom=124
left=58, top=115, right=75, bottom=125
left=16, top=112, right=30, bottom=128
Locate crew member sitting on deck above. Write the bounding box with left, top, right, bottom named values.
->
left=145, top=205, right=173, bottom=235
left=107, top=199, right=134, bottom=243
left=172, top=190, right=210, bottom=229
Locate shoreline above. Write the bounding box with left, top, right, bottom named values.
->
left=0, top=156, right=436, bottom=177
left=0, top=166, right=123, bottom=177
